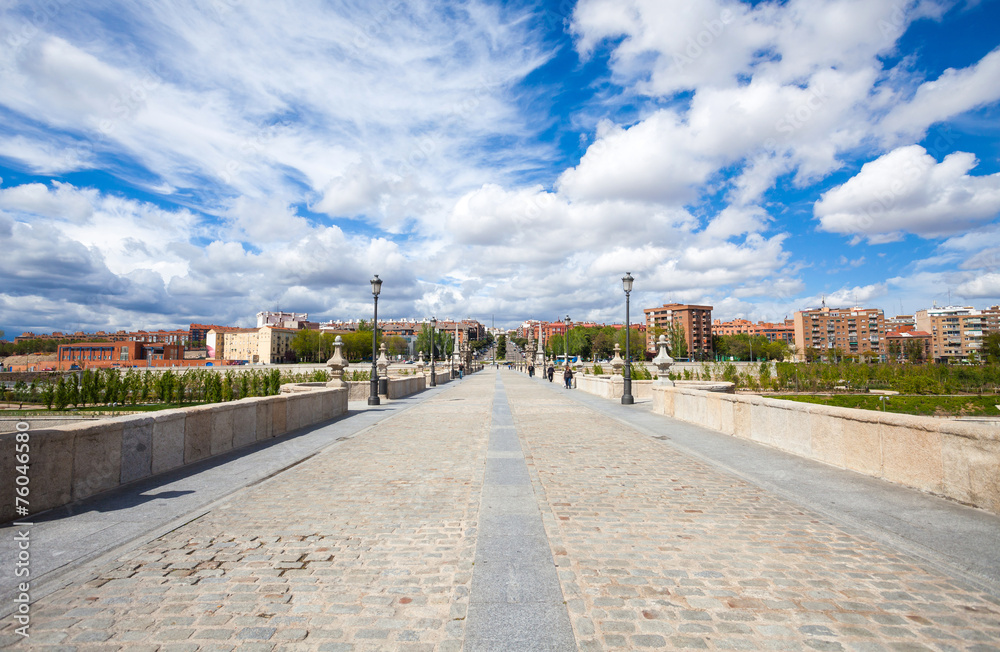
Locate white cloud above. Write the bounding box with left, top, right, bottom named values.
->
left=881, top=47, right=1000, bottom=140
left=2, top=0, right=999, bottom=335
left=956, top=273, right=1000, bottom=299
left=815, top=145, right=1000, bottom=241
left=0, top=135, right=94, bottom=174
left=0, top=181, right=95, bottom=222
left=225, top=196, right=311, bottom=245
left=558, top=113, right=715, bottom=203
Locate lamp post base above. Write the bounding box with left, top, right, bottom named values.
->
left=368, top=396, right=381, bottom=406
left=621, top=395, right=634, bottom=405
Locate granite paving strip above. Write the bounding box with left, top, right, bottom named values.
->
left=0, top=375, right=493, bottom=651
left=540, top=380, right=1000, bottom=591
left=464, top=374, right=575, bottom=650
left=502, top=371, right=1000, bottom=651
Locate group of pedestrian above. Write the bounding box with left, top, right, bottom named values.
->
left=538, top=362, right=573, bottom=388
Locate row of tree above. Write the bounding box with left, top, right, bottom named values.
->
left=672, top=359, right=1000, bottom=394
left=713, top=334, right=794, bottom=361
left=288, top=322, right=484, bottom=363
left=6, top=367, right=297, bottom=410
left=510, top=325, right=647, bottom=361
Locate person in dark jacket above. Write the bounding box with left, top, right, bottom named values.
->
left=547, top=364, right=554, bottom=382
left=563, top=366, right=573, bottom=388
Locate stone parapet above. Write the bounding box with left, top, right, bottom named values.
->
left=0, top=386, right=349, bottom=523
left=575, top=375, right=656, bottom=400
left=651, top=386, right=1000, bottom=515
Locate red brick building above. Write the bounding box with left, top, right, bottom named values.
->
left=56, top=341, right=186, bottom=370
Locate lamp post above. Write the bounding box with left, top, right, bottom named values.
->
left=563, top=315, right=570, bottom=367
left=368, top=275, right=382, bottom=406
left=429, top=317, right=437, bottom=387
left=622, top=272, right=634, bottom=405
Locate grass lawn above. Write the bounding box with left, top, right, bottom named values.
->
left=770, top=394, right=1000, bottom=417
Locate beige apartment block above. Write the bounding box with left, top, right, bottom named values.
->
left=793, top=306, right=885, bottom=361
left=643, top=303, right=713, bottom=359
left=206, top=326, right=296, bottom=364
left=914, top=306, right=988, bottom=363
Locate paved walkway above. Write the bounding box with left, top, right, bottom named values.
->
left=2, top=369, right=1000, bottom=650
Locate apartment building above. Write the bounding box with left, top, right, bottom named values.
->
left=793, top=306, right=885, bottom=360
left=914, top=306, right=986, bottom=363
left=983, top=306, right=1000, bottom=333
left=208, top=326, right=297, bottom=364
left=885, top=329, right=932, bottom=362
left=713, top=318, right=795, bottom=343
left=643, top=304, right=713, bottom=358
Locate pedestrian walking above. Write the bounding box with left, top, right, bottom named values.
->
left=459, top=364, right=464, bottom=379
left=563, top=365, right=573, bottom=388
left=547, top=365, right=554, bottom=382
left=528, top=364, right=535, bottom=377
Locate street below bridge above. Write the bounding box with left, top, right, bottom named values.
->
left=2, top=368, right=999, bottom=651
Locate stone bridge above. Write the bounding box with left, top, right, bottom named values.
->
left=1, top=368, right=999, bottom=650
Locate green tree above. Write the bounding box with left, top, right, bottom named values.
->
left=54, top=377, right=68, bottom=410
left=68, top=376, right=80, bottom=407
left=13, top=380, right=27, bottom=408
left=290, top=329, right=321, bottom=363
left=591, top=327, right=616, bottom=360
left=414, top=324, right=452, bottom=361
left=41, top=383, right=56, bottom=410
left=617, top=326, right=646, bottom=361
left=982, top=332, right=1000, bottom=364
left=667, top=322, right=688, bottom=359
left=387, top=335, right=409, bottom=357
left=41, top=382, right=55, bottom=409
left=222, top=373, right=234, bottom=401
left=904, top=338, right=926, bottom=363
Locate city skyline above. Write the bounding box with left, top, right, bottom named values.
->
left=2, top=0, right=1000, bottom=336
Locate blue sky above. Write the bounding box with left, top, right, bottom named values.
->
left=1, top=0, right=999, bottom=336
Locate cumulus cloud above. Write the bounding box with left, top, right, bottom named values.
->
left=881, top=47, right=1000, bottom=141
left=1, top=0, right=998, bottom=334
left=0, top=181, right=95, bottom=222
left=814, top=145, right=1000, bottom=241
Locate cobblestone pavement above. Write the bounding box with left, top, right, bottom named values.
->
left=1, top=377, right=493, bottom=651
left=3, top=369, right=1000, bottom=651
left=504, top=375, right=1000, bottom=652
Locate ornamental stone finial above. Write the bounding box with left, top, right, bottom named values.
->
left=376, top=342, right=389, bottom=376
left=652, top=334, right=675, bottom=382
left=610, top=343, right=624, bottom=375
left=326, top=336, right=348, bottom=387
left=417, top=350, right=425, bottom=374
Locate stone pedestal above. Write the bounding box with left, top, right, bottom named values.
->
left=610, top=343, right=625, bottom=376
left=376, top=342, right=389, bottom=377
left=652, top=334, right=675, bottom=384
left=325, top=336, right=348, bottom=388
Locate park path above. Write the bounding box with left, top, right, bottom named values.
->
left=1, top=368, right=999, bottom=650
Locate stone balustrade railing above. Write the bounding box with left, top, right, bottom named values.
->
left=651, top=385, right=1000, bottom=516
left=0, top=386, right=348, bottom=523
